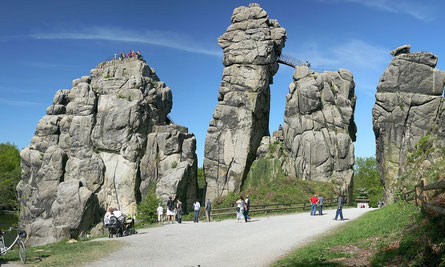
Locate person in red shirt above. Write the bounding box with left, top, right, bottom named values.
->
left=310, top=195, right=319, bottom=216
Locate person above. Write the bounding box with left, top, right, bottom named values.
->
left=193, top=200, right=201, bottom=223
left=244, top=194, right=251, bottom=222
left=310, top=195, right=318, bottom=216
left=132, top=50, right=135, bottom=58
left=334, top=193, right=345, bottom=220
left=114, top=53, right=117, bottom=60
left=136, top=50, right=142, bottom=59
left=236, top=196, right=245, bottom=223
left=176, top=198, right=183, bottom=224
left=318, top=194, right=324, bottom=215
left=205, top=198, right=212, bottom=222
left=167, top=196, right=175, bottom=224
left=157, top=203, right=164, bottom=224
left=104, top=207, right=114, bottom=225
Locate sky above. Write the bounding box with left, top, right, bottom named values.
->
left=1, top=0, right=444, bottom=167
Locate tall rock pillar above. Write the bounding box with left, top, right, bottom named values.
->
left=283, top=66, right=357, bottom=199
left=204, top=3, right=286, bottom=200
left=373, top=45, right=445, bottom=203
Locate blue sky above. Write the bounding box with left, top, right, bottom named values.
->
left=1, top=0, right=444, bottom=166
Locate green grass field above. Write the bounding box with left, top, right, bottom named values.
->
left=272, top=201, right=444, bottom=266
left=1, top=237, right=122, bottom=267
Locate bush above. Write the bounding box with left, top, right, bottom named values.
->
left=137, top=192, right=161, bottom=224
left=171, top=161, right=178, bottom=168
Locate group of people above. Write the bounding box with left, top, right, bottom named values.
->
left=114, top=50, right=142, bottom=61
left=310, top=193, right=345, bottom=220
left=104, top=207, right=123, bottom=224
left=235, top=194, right=251, bottom=223
left=156, top=197, right=213, bottom=224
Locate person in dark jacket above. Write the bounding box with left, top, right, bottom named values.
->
left=205, top=199, right=212, bottom=222
left=334, top=193, right=345, bottom=220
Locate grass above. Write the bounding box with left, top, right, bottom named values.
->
left=1, top=237, right=122, bottom=266
left=272, top=202, right=419, bottom=266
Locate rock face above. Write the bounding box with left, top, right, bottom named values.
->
left=204, top=3, right=286, bottom=200
left=283, top=66, right=357, bottom=197
left=17, top=58, right=198, bottom=245
left=244, top=128, right=290, bottom=188
left=140, top=125, right=198, bottom=209
left=373, top=45, right=445, bottom=203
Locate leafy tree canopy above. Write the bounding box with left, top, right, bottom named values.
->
left=0, top=142, right=21, bottom=210
left=353, top=156, right=383, bottom=207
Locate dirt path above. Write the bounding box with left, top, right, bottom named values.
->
left=86, top=208, right=372, bottom=267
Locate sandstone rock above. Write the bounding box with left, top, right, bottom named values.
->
left=373, top=45, right=445, bottom=203
left=283, top=66, right=357, bottom=199
left=17, top=58, right=197, bottom=245
left=204, top=4, right=286, bottom=200
left=140, top=125, right=198, bottom=210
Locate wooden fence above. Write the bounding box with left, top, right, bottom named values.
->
left=400, top=179, right=445, bottom=215
left=210, top=198, right=343, bottom=217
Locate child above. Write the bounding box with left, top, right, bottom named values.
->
left=157, top=203, right=164, bottom=224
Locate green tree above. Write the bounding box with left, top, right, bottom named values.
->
left=137, top=192, right=162, bottom=224
left=0, top=142, right=21, bottom=210
left=353, top=156, right=383, bottom=207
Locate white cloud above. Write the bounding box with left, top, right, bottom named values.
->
left=285, top=39, right=390, bottom=71
left=0, top=98, right=45, bottom=107
left=336, top=0, right=437, bottom=22
left=29, top=27, right=222, bottom=57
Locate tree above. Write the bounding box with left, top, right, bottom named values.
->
left=353, top=157, right=383, bottom=207
left=137, top=192, right=162, bottom=224
left=0, top=142, right=21, bottom=210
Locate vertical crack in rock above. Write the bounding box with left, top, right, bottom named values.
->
left=204, top=3, right=286, bottom=200
left=373, top=45, right=445, bottom=203
left=17, top=58, right=198, bottom=245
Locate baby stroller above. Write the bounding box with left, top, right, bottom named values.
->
left=105, top=215, right=124, bottom=238
left=122, top=216, right=136, bottom=236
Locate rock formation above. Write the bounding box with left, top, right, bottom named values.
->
left=373, top=45, right=445, bottom=203
left=204, top=3, right=286, bottom=200
left=17, top=58, right=198, bottom=245
left=282, top=66, right=357, bottom=197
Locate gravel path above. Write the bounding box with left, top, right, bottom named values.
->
left=86, top=208, right=372, bottom=267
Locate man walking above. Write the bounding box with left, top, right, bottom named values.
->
left=334, top=193, right=344, bottom=220
left=310, top=195, right=318, bottom=216
left=244, top=194, right=251, bottom=222
left=318, top=194, right=324, bottom=215
left=205, top=199, right=212, bottom=222
left=193, top=200, right=201, bottom=223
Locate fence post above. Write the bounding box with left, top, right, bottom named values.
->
left=303, top=202, right=306, bottom=211
left=419, top=179, right=425, bottom=207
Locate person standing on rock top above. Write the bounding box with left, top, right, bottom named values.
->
left=193, top=200, right=201, bottom=223
left=310, top=195, right=319, bottom=216
left=167, top=196, right=175, bottom=224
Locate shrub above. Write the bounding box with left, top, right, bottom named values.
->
left=137, top=192, right=161, bottom=224
left=171, top=161, right=178, bottom=168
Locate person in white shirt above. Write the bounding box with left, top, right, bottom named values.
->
left=193, top=200, right=201, bottom=223
left=157, top=204, right=164, bottom=224
left=104, top=207, right=114, bottom=225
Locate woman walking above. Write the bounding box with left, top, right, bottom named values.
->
left=176, top=198, right=183, bottom=224
left=236, top=196, right=245, bottom=223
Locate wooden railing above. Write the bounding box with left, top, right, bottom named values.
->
left=400, top=179, right=445, bottom=215
left=210, top=198, right=343, bottom=217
